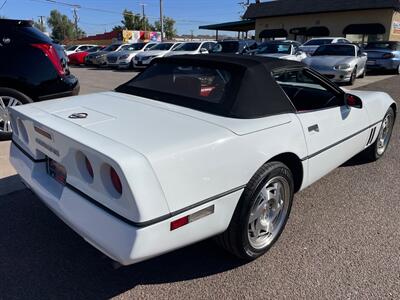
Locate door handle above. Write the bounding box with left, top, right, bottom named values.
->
left=308, top=124, right=319, bottom=132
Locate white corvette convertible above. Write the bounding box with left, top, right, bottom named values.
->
left=9, top=55, right=396, bottom=265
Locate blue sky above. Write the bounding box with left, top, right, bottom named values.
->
left=0, top=0, right=249, bottom=35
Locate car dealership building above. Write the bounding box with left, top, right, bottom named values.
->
left=200, top=0, right=400, bottom=43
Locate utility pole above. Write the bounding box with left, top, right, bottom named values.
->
left=38, top=15, right=46, bottom=32
left=140, top=3, right=147, bottom=32
left=72, top=7, right=80, bottom=40
left=159, top=0, right=164, bottom=41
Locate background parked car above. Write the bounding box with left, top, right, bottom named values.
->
left=0, top=19, right=79, bottom=140
left=164, top=41, right=216, bottom=57
left=106, top=42, right=157, bottom=69
left=85, top=43, right=127, bottom=66
left=300, top=37, right=351, bottom=56
left=211, top=39, right=258, bottom=54
left=133, top=42, right=181, bottom=68
left=364, top=41, right=400, bottom=74
left=253, top=40, right=307, bottom=61
left=65, top=44, right=96, bottom=56
left=68, top=45, right=105, bottom=65
left=303, top=44, right=367, bottom=85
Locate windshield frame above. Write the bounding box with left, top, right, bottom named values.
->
left=173, top=42, right=202, bottom=52
left=313, top=44, right=356, bottom=56
left=303, top=39, right=334, bottom=46
left=149, top=43, right=174, bottom=51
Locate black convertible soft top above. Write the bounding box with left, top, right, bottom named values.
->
left=117, top=54, right=303, bottom=118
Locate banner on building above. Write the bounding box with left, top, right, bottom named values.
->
left=122, top=30, right=162, bottom=43
left=393, top=21, right=400, bottom=34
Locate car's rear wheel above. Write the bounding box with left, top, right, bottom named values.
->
left=0, top=88, right=32, bottom=140
left=362, top=107, right=395, bottom=161
left=215, top=162, right=294, bottom=260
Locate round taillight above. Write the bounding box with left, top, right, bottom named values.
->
left=110, top=167, right=122, bottom=194
left=85, top=156, right=94, bottom=178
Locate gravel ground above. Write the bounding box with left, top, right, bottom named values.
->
left=0, top=75, right=399, bottom=300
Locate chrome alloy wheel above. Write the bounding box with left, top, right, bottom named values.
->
left=0, top=96, right=22, bottom=134
left=248, top=176, right=290, bottom=249
left=377, top=113, right=393, bottom=155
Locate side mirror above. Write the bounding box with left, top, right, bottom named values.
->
left=345, top=94, right=363, bottom=109
left=296, top=50, right=304, bottom=56
left=200, top=48, right=208, bottom=54
left=361, top=52, right=368, bottom=57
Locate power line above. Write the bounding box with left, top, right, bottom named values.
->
left=0, top=0, right=8, bottom=10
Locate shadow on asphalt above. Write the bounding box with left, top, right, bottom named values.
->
left=0, top=189, right=245, bottom=299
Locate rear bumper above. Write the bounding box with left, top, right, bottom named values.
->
left=37, top=75, right=80, bottom=101
left=10, top=142, right=241, bottom=265
left=366, top=59, right=400, bottom=70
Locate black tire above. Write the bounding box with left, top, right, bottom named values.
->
left=361, top=107, right=395, bottom=162
left=348, top=68, right=357, bottom=85
left=215, top=161, right=294, bottom=260
left=360, top=66, right=366, bottom=78
left=0, top=88, right=33, bottom=141
left=395, top=64, right=400, bottom=75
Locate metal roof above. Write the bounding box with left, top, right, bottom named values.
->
left=199, top=19, right=255, bottom=32
left=244, top=0, right=400, bottom=19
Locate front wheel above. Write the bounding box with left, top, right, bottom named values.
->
left=348, top=68, right=357, bottom=85
left=0, top=88, right=32, bottom=140
left=215, top=162, right=294, bottom=260
left=361, top=107, right=395, bottom=162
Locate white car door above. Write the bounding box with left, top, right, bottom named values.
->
left=273, top=68, right=371, bottom=185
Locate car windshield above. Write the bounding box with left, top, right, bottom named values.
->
left=313, top=45, right=355, bottom=56
left=104, top=44, right=121, bottom=51
left=150, top=43, right=174, bottom=50
left=117, top=62, right=233, bottom=110
left=303, top=39, right=333, bottom=46
left=213, top=41, right=239, bottom=53
left=66, top=45, right=78, bottom=51
left=121, top=43, right=146, bottom=51
left=365, top=42, right=398, bottom=51
left=257, top=43, right=291, bottom=54
left=87, top=46, right=102, bottom=53
left=173, top=43, right=201, bottom=51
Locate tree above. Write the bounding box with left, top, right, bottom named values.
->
left=47, top=9, right=84, bottom=41
left=121, top=9, right=141, bottom=30
left=154, top=16, right=177, bottom=40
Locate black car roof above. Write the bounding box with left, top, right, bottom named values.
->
left=0, top=19, right=32, bottom=27
left=162, top=53, right=303, bottom=72
left=118, top=54, right=304, bottom=118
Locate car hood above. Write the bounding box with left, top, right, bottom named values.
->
left=107, top=50, right=137, bottom=58
left=256, top=53, right=292, bottom=59
left=304, top=56, right=354, bottom=67
left=164, top=50, right=197, bottom=56
left=87, top=50, right=110, bottom=58
left=137, top=50, right=168, bottom=58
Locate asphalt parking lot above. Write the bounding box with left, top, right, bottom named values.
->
left=0, top=68, right=399, bottom=299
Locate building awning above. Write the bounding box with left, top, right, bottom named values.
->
left=343, top=23, right=386, bottom=35
left=199, top=19, right=255, bottom=32
left=259, top=29, right=288, bottom=38
left=305, top=26, right=330, bottom=37
left=289, top=27, right=307, bottom=35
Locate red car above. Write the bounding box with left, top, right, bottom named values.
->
left=68, top=45, right=105, bottom=65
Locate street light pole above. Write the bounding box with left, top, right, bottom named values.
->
left=160, top=0, right=164, bottom=41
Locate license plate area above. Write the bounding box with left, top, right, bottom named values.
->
left=46, top=158, right=67, bottom=185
